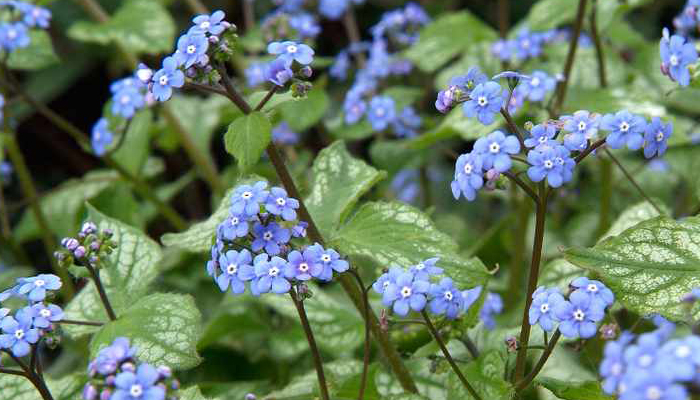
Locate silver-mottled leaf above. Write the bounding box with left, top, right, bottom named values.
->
left=0, top=373, right=85, bottom=400
left=599, top=200, right=666, bottom=242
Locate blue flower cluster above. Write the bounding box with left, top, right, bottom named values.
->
left=490, top=27, right=591, bottom=63
left=0, top=1, right=51, bottom=52
left=207, top=181, right=349, bottom=296
left=660, top=27, right=698, bottom=87
left=318, top=0, right=364, bottom=20
left=372, top=258, right=502, bottom=328
left=528, top=277, right=614, bottom=339
left=599, top=315, right=699, bottom=400
left=259, top=10, right=320, bottom=44
left=245, top=40, right=315, bottom=89
left=272, top=122, right=300, bottom=145
left=0, top=274, right=63, bottom=357
left=333, top=3, right=429, bottom=137
left=83, top=337, right=180, bottom=400
left=672, top=0, right=700, bottom=37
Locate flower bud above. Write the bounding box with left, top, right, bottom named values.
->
left=379, top=309, right=389, bottom=332
left=505, top=336, right=519, bottom=352
left=171, top=380, right=180, bottom=390
left=74, top=246, right=86, bottom=258
left=158, top=365, right=172, bottom=378
left=209, top=35, right=220, bottom=44
left=523, top=121, right=534, bottom=131
left=99, top=389, right=111, bottom=400
left=245, top=394, right=257, bottom=400
left=63, top=237, right=79, bottom=250
left=121, top=362, right=136, bottom=373
left=103, top=229, right=113, bottom=238
left=82, top=384, right=97, bottom=400
left=90, top=241, right=101, bottom=251
left=136, top=64, right=153, bottom=84
left=599, top=323, right=619, bottom=340
left=81, top=222, right=97, bottom=235
left=299, top=66, right=313, bottom=78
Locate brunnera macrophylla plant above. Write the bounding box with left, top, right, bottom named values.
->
left=3, top=0, right=700, bottom=400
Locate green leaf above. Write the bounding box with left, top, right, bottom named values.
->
left=331, top=201, right=489, bottom=286
left=409, top=106, right=499, bottom=149
left=447, top=350, right=513, bottom=400
left=536, top=378, right=613, bottom=400
left=0, top=373, right=86, bottom=400
left=326, top=113, right=375, bottom=141
left=224, top=112, right=272, bottom=172
left=90, top=293, right=202, bottom=370
left=112, top=109, right=152, bottom=176
left=600, top=200, right=667, bottom=242
left=279, top=84, right=330, bottom=132
left=263, top=360, right=363, bottom=400
left=405, top=11, right=497, bottom=72
left=563, top=87, right=667, bottom=117
left=164, top=96, right=229, bottom=156
left=306, top=141, right=386, bottom=235
left=13, top=170, right=118, bottom=242
left=539, top=259, right=584, bottom=289
left=67, top=0, right=175, bottom=54
left=260, top=284, right=364, bottom=353
left=565, top=216, right=700, bottom=321
left=63, top=205, right=163, bottom=337
left=7, top=30, right=59, bottom=70
left=178, top=386, right=210, bottom=400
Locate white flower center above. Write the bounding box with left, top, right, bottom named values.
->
left=578, top=121, right=587, bottom=131
left=120, top=95, right=130, bottom=104
left=489, top=142, right=500, bottom=153
left=242, top=191, right=253, bottom=199
left=276, top=71, right=287, bottom=82
left=14, top=329, right=24, bottom=339
left=8, top=29, right=16, bottom=39
left=201, top=21, right=211, bottom=29
left=522, top=39, right=530, bottom=48
left=40, top=309, right=51, bottom=318
left=611, top=362, right=623, bottom=376
left=269, top=266, right=279, bottom=277
left=376, top=107, right=385, bottom=117
left=400, top=286, right=412, bottom=298
left=321, top=254, right=331, bottom=262
left=463, top=163, right=473, bottom=174
left=544, top=160, right=554, bottom=169
left=539, top=135, right=548, bottom=143
left=382, top=280, right=390, bottom=289
left=263, top=231, right=273, bottom=240
left=676, top=345, right=691, bottom=358
left=587, top=283, right=598, bottom=292
left=187, top=44, right=197, bottom=54
left=287, top=45, right=298, bottom=54
left=669, top=55, right=679, bottom=66
left=639, top=354, right=653, bottom=367
left=227, top=264, right=238, bottom=274
left=130, top=384, right=143, bottom=397
left=555, top=157, right=564, bottom=165
left=618, top=382, right=627, bottom=394
left=444, top=291, right=453, bottom=301
left=231, top=217, right=239, bottom=225
left=276, top=197, right=286, bottom=206
left=573, top=309, right=585, bottom=321
left=540, top=303, right=549, bottom=313
left=477, top=96, right=488, bottom=106
left=531, top=77, right=540, bottom=87
left=646, top=386, right=662, bottom=400
left=415, top=263, right=425, bottom=270
left=35, top=279, right=45, bottom=287
left=656, top=131, right=664, bottom=142
left=299, top=262, right=309, bottom=272
left=159, top=75, right=169, bottom=86
left=619, top=121, right=629, bottom=132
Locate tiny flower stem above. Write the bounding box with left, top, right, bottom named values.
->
left=460, top=334, right=480, bottom=359
left=603, top=148, right=664, bottom=215
left=342, top=10, right=366, bottom=67
left=503, top=171, right=538, bottom=203
left=255, top=86, right=278, bottom=111
left=513, top=182, right=548, bottom=382
left=589, top=0, right=608, bottom=89
left=516, top=329, right=561, bottom=392
left=289, top=288, right=330, bottom=400
left=500, top=108, right=526, bottom=150
left=348, top=269, right=371, bottom=400
left=596, top=156, right=613, bottom=237
left=421, top=311, right=483, bottom=400
left=0, top=367, right=25, bottom=377
left=4, top=350, right=55, bottom=400
left=56, top=319, right=105, bottom=327
left=550, top=0, right=588, bottom=117
left=574, top=138, right=606, bottom=164
left=85, top=263, right=117, bottom=321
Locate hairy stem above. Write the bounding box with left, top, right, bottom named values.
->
left=6, top=351, right=54, bottom=400
left=550, top=0, right=588, bottom=117
left=516, top=330, right=561, bottom=391
left=289, top=288, right=330, bottom=400
left=500, top=108, right=526, bottom=150
left=506, top=187, right=531, bottom=305
left=57, top=319, right=105, bottom=327
left=513, top=183, right=548, bottom=382
left=460, top=334, right=480, bottom=359
left=575, top=138, right=606, bottom=164
left=421, top=311, right=483, bottom=400
left=348, top=269, right=371, bottom=400
left=596, top=157, right=612, bottom=237
left=85, top=263, right=117, bottom=321
left=604, top=148, right=663, bottom=215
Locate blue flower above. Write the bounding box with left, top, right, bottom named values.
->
left=17, top=274, right=62, bottom=302
left=265, top=58, right=293, bottom=86
left=659, top=336, right=700, bottom=381
left=600, top=331, right=635, bottom=395
left=473, top=130, right=521, bottom=173
left=291, top=221, right=308, bottom=238
left=623, top=331, right=664, bottom=372
left=619, top=371, right=687, bottom=400
left=643, top=117, right=672, bottom=159
left=514, top=28, right=543, bottom=60
left=480, top=292, right=503, bottom=329
left=372, top=267, right=402, bottom=295
left=231, top=181, right=268, bottom=217
left=319, top=0, right=349, bottom=20
left=367, top=96, right=396, bottom=131
left=0, top=310, right=39, bottom=357
left=191, top=10, right=227, bottom=35
left=554, top=289, right=605, bottom=339
left=601, top=110, right=646, bottom=150
left=218, top=213, right=250, bottom=241
left=454, top=67, right=489, bottom=93
left=245, top=62, right=267, bottom=87
left=175, top=32, right=209, bottom=68
left=528, top=286, right=565, bottom=332
left=265, top=187, right=299, bottom=221
left=272, top=122, right=299, bottom=145
left=151, top=56, right=185, bottom=102
left=21, top=5, right=52, bottom=28
left=382, top=271, right=429, bottom=316
left=429, top=278, right=464, bottom=319
left=113, top=364, right=165, bottom=400
left=206, top=240, right=223, bottom=278
left=0, top=22, right=30, bottom=51
left=527, top=143, right=575, bottom=188
left=88, top=337, right=136, bottom=376
left=217, top=249, right=255, bottom=295
left=463, top=81, right=503, bottom=125
left=91, top=118, right=114, bottom=156
left=285, top=248, right=322, bottom=281
left=110, top=76, right=143, bottom=94
left=253, top=254, right=292, bottom=294
left=30, top=303, right=63, bottom=329
left=492, top=71, right=530, bottom=82
left=409, top=257, right=442, bottom=281
left=111, top=87, right=145, bottom=119
left=491, top=39, right=514, bottom=61
left=461, top=286, right=482, bottom=312
left=660, top=27, right=698, bottom=86
left=252, top=222, right=291, bottom=255
left=308, top=243, right=349, bottom=281
left=570, top=277, right=615, bottom=307
left=392, top=106, right=421, bottom=138
left=290, top=13, right=320, bottom=38
left=562, top=110, right=599, bottom=151
left=330, top=51, right=350, bottom=80
left=267, top=41, right=315, bottom=65
left=524, top=123, right=557, bottom=148
left=344, top=97, right=367, bottom=124
left=521, top=70, right=555, bottom=102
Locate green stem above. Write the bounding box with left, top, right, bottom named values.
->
left=348, top=269, right=371, bottom=400
left=604, top=148, right=663, bottom=215
left=516, top=330, right=561, bottom=392
left=419, top=165, right=432, bottom=208
left=513, top=183, right=548, bottom=382
left=289, top=288, right=330, bottom=400
left=506, top=185, right=531, bottom=305
left=5, top=351, right=54, bottom=400
left=421, top=311, right=483, bottom=400
left=342, top=9, right=366, bottom=67
left=550, top=0, right=588, bottom=117
left=3, top=133, right=75, bottom=298
left=497, top=0, right=509, bottom=38
left=85, top=263, right=117, bottom=321
left=596, top=157, right=612, bottom=237
left=243, top=0, right=255, bottom=32
left=589, top=0, right=607, bottom=88
left=56, top=319, right=104, bottom=327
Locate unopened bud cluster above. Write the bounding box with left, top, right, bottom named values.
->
left=54, top=221, right=116, bottom=269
